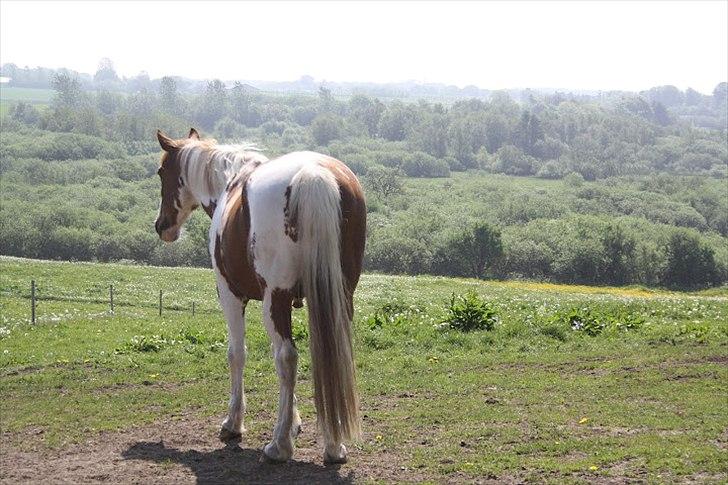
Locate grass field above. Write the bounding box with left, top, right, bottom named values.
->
left=0, top=86, right=53, bottom=117
left=1, top=256, right=726, bottom=483
left=0, top=86, right=54, bottom=104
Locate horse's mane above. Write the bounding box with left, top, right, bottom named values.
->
left=178, top=140, right=268, bottom=202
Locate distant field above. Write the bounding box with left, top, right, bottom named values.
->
left=0, top=256, right=726, bottom=483
left=0, top=86, right=54, bottom=104
left=0, top=86, right=53, bottom=117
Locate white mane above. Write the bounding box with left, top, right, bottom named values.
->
left=178, top=141, right=269, bottom=206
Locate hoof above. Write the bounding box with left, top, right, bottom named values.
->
left=219, top=426, right=242, bottom=442
left=323, top=444, right=348, bottom=465
left=262, top=441, right=292, bottom=463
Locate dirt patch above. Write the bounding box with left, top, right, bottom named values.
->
left=0, top=413, right=434, bottom=484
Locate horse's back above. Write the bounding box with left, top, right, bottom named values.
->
left=245, top=152, right=315, bottom=290
left=243, top=151, right=366, bottom=296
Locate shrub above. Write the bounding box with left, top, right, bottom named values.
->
left=552, top=307, right=645, bottom=336
left=117, top=334, right=168, bottom=353
left=366, top=302, right=410, bottom=330
left=442, top=291, right=498, bottom=332
left=561, top=308, right=605, bottom=336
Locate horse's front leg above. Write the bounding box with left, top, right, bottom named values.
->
left=217, top=277, right=247, bottom=441
left=261, top=288, right=299, bottom=462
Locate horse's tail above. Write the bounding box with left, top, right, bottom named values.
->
left=288, top=162, right=360, bottom=445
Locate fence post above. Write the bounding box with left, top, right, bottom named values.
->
left=31, top=280, right=36, bottom=324
left=159, top=290, right=162, bottom=316
left=110, top=284, right=114, bottom=313
left=192, top=301, right=195, bottom=316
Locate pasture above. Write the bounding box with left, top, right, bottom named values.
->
left=0, top=86, right=54, bottom=104
left=0, top=256, right=726, bottom=483
left=0, top=86, right=53, bottom=116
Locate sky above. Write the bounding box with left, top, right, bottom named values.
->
left=1, top=0, right=726, bottom=94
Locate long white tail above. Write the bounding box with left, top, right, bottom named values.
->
left=288, top=163, right=360, bottom=445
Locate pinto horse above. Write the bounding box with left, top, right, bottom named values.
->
left=153, top=129, right=366, bottom=464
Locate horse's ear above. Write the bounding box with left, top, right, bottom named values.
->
left=188, top=128, right=200, bottom=140
left=157, top=130, right=179, bottom=151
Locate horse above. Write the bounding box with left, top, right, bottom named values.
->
left=153, top=128, right=366, bottom=464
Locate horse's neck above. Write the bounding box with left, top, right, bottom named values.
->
left=184, top=146, right=265, bottom=213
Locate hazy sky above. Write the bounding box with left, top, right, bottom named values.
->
left=1, top=1, right=726, bottom=93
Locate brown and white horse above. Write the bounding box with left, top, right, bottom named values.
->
left=154, top=128, right=366, bottom=464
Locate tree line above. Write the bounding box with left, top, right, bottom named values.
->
left=1, top=65, right=727, bottom=290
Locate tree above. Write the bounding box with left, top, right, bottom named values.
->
left=365, top=165, right=402, bottom=200
left=94, top=57, right=119, bottom=84
left=601, top=223, right=636, bottom=285
left=310, top=113, right=343, bottom=145
left=348, top=94, right=384, bottom=136
left=230, top=82, right=262, bottom=127
left=712, top=82, right=727, bottom=111
left=410, top=111, right=448, bottom=158
left=318, top=86, right=335, bottom=113
left=514, top=110, right=544, bottom=156
left=194, top=79, right=228, bottom=128
left=378, top=102, right=415, bottom=141
left=663, top=230, right=718, bottom=289
left=651, top=101, right=671, bottom=126
left=51, top=73, right=82, bottom=108
left=159, top=76, right=179, bottom=113
left=493, top=145, right=536, bottom=176
left=450, top=223, right=503, bottom=278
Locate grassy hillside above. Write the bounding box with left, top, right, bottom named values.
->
left=1, top=257, right=726, bottom=482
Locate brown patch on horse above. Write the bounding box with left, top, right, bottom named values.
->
left=283, top=185, right=299, bottom=242
left=270, top=288, right=294, bottom=341
left=213, top=164, right=265, bottom=301
left=318, top=157, right=367, bottom=308
left=155, top=151, right=182, bottom=233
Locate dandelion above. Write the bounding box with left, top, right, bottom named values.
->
left=578, top=417, right=589, bottom=424
left=589, top=465, right=598, bottom=471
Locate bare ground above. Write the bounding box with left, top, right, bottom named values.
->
left=0, top=413, right=436, bottom=484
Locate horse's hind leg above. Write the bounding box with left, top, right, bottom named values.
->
left=217, top=276, right=247, bottom=441
left=261, top=288, right=299, bottom=462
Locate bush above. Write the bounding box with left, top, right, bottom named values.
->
left=560, top=308, right=606, bottom=336
left=442, top=291, right=498, bottom=332
left=663, top=229, right=719, bottom=289
left=551, top=307, right=645, bottom=337
left=365, top=302, right=411, bottom=330
left=117, top=334, right=168, bottom=353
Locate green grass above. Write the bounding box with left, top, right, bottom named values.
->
left=1, top=256, right=727, bottom=482
left=0, top=86, right=54, bottom=104
left=0, top=86, right=53, bottom=117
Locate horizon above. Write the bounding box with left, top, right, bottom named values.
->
left=1, top=1, right=726, bottom=95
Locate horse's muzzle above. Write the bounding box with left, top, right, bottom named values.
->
left=155, top=218, right=178, bottom=242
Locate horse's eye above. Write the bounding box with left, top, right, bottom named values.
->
left=179, top=176, right=185, bottom=186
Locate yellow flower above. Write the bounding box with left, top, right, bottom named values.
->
left=589, top=465, right=598, bottom=471
left=578, top=417, right=589, bottom=424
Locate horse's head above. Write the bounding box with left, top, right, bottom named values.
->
left=154, top=128, right=200, bottom=242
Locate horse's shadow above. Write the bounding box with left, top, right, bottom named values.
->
left=122, top=438, right=354, bottom=484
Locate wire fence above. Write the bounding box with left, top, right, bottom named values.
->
left=9, top=280, right=220, bottom=324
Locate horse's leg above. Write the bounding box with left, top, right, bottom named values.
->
left=217, top=277, right=247, bottom=441
left=261, top=288, right=298, bottom=462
